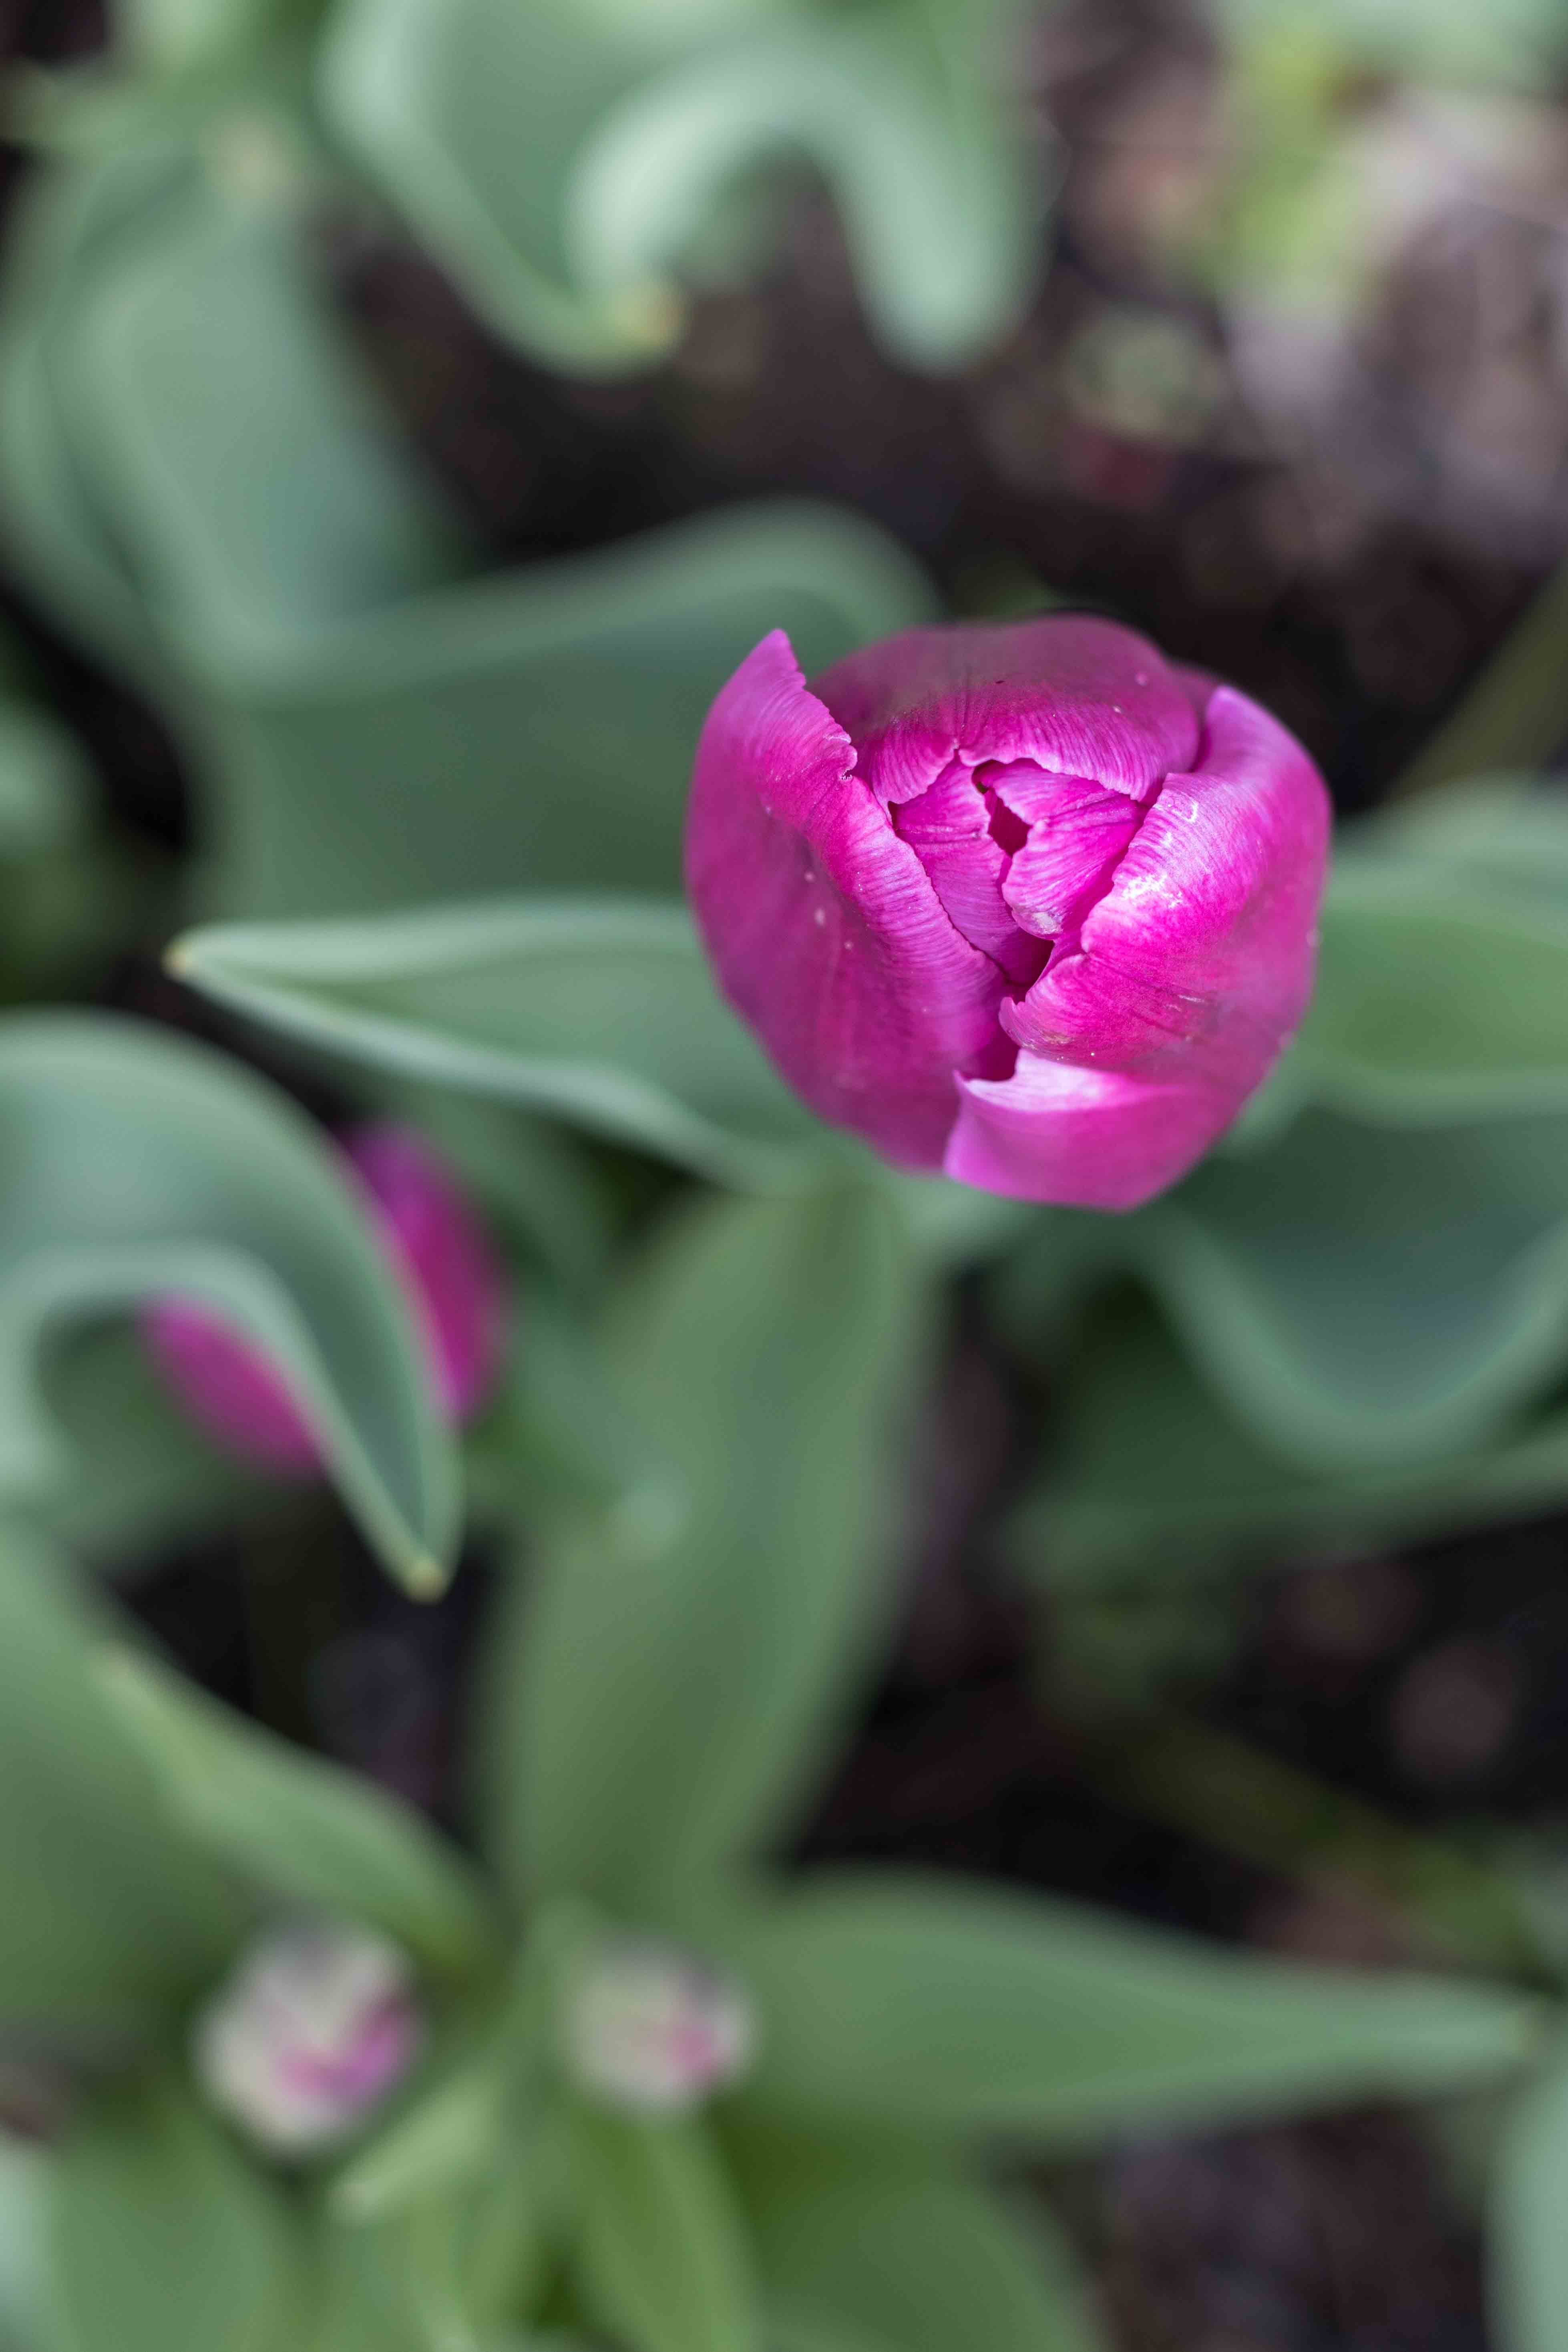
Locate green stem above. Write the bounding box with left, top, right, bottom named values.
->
left=1076, top=1707, right=1556, bottom=1989
left=1393, top=556, right=1568, bottom=797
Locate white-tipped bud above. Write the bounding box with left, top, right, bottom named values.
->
left=560, top=1940, right=756, bottom=2117
left=193, top=1923, right=422, bottom=2156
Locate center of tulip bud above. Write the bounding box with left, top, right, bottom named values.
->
left=192, top=1922, right=422, bottom=2155
left=889, top=754, right=1149, bottom=1076
left=559, top=1938, right=756, bottom=2117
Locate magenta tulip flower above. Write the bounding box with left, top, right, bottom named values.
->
left=145, top=1124, right=507, bottom=1472
left=686, top=617, right=1330, bottom=1210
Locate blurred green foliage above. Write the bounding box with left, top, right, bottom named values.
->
left=0, top=1195, right=1546, bottom=2352
left=16, top=0, right=1047, bottom=376
left=5, top=3, right=1568, bottom=2348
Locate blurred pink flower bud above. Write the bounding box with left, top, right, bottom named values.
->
left=193, top=1922, right=421, bottom=2155
left=144, top=1122, right=507, bottom=1472
left=561, top=1940, right=756, bottom=2116
left=686, top=619, right=1330, bottom=1210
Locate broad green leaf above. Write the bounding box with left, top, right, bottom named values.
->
left=329, top=2067, right=505, bottom=2223
left=0, top=704, right=88, bottom=861
left=1264, top=864, right=1568, bottom=1128
left=997, top=1102, right=1568, bottom=1475
left=0, top=155, right=188, bottom=690
left=59, top=191, right=465, bottom=651
left=376, top=1084, right=615, bottom=1299
left=28, top=1322, right=271, bottom=1576
left=0, top=1522, right=243, bottom=2036
left=0, top=2137, right=55, bottom=2352
left=321, top=0, right=1038, bottom=374
left=1354, top=775, right=1568, bottom=915
left=736, top=2137, right=1100, bottom=2352
left=486, top=1183, right=927, bottom=1918
left=0, top=1012, right=458, bottom=1594
left=1490, top=2041, right=1568, bottom=2352
left=572, top=2109, right=758, bottom=2352
left=570, top=2, right=1043, bottom=371
left=1160, top=1107, right=1568, bottom=1469
left=48, top=2078, right=302, bottom=2352
left=308, top=2214, right=432, bottom=2352
left=111, top=0, right=309, bottom=73
left=171, top=903, right=1041, bottom=1261
left=320, top=0, right=721, bottom=374
left=1005, top=1297, right=1568, bottom=1589
left=98, top=1649, right=495, bottom=1978
left=709, top=1874, right=1542, bottom=2143
left=170, top=899, right=832, bottom=1188
left=2, top=157, right=931, bottom=919
left=316, top=2138, right=555, bottom=2350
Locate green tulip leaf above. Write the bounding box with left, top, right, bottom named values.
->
left=569, top=2, right=1043, bottom=373
left=1264, top=865, right=1568, bottom=1129
left=170, top=898, right=832, bottom=1189
left=711, top=1874, right=1542, bottom=2143
left=0, top=154, right=187, bottom=689
left=2, top=155, right=932, bottom=919
left=28, top=1323, right=273, bottom=1577
left=1490, top=2038, right=1568, bottom=2352
left=740, top=2139, right=1101, bottom=2352
left=328, top=2050, right=513, bottom=2222
left=485, top=1183, right=927, bottom=1921
left=572, top=2109, right=758, bottom=2352
left=0, top=1520, right=243, bottom=2037
left=48, top=2079, right=302, bottom=2352
left=0, top=702, right=90, bottom=861
left=0, top=2137, right=52, bottom=2352
left=1005, top=1295, right=1568, bottom=1588
left=97, top=1649, right=496, bottom=1978
left=321, top=0, right=1040, bottom=374
left=318, top=2137, right=555, bottom=2349
left=1159, top=1106, right=1568, bottom=1469
left=0, top=1012, right=460, bottom=1594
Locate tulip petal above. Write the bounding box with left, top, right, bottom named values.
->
left=947, top=1055, right=1233, bottom=1212
left=1004, top=688, right=1330, bottom=1108
left=987, top=763, right=1144, bottom=939
left=685, top=631, right=1003, bottom=1166
left=811, top=617, right=1202, bottom=808
left=891, top=760, right=1042, bottom=984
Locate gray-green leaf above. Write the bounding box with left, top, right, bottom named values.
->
left=98, top=1648, right=496, bottom=1979
left=714, top=1874, right=1542, bottom=2142
left=573, top=2108, right=758, bottom=2352
left=0, top=1011, right=459, bottom=1594
left=485, top=1183, right=927, bottom=1920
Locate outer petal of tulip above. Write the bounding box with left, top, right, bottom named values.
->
left=688, top=619, right=1330, bottom=1211
left=144, top=1124, right=507, bottom=1473
left=685, top=629, right=1006, bottom=1167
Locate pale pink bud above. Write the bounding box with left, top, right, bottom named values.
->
left=561, top=1941, right=756, bottom=2117
left=193, top=1923, right=422, bottom=2155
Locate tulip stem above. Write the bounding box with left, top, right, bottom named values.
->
left=1394, top=554, right=1568, bottom=797
left=1073, top=1706, right=1557, bottom=1990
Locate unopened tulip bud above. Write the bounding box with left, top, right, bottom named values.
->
left=561, top=1940, right=755, bottom=2117
left=144, top=1122, right=507, bottom=1472
left=687, top=619, right=1330, bottom=1210
left=193, top=1922, right=422, bottom=2155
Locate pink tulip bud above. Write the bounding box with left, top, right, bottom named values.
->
left=192, top=1922, right=421, bottom=2155
left=561, top=1940, right=756, bottom=2116
left=143, top=1122, right=507, bottom=1472
left=686, top=619, right=1330, bottom=1210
